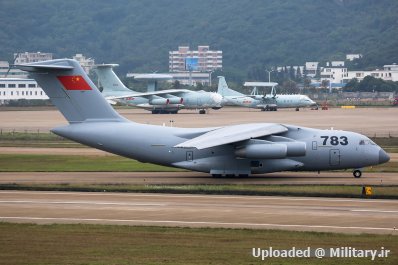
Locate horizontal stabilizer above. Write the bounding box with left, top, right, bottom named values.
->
left=13, top=64, right=74, bottom=72
left=174, top=123, right=287, bottom=149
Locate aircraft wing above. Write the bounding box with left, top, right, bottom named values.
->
left=174, top=123, right=288, bottom=149
left=106, top=89, right=193, bottom=100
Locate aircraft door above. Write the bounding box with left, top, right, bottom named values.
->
left=329, top=149, right=340, bottom=166
left=186, top=151, right=193, bottom=161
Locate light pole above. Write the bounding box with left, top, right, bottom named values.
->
left=265, top=69, right=273, bottom=83
left=209, top=70, right=214, bottom=87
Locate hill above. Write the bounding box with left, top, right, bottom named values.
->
left=1, top=0, right=397, bottom=79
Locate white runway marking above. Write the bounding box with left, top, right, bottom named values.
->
left=0, top=216, right=395, bottom=232
left=351, top=209, right=398, bottom=213
left=1, top=191, right=396, bottom=203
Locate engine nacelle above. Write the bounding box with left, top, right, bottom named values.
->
left=235, top=141, right=306, bottom=159
left=235, top=143, right=287, bottom=159
left=149, top=98, right=169, bottom=105
left=284, top=142, right=306, bottom=156
left=167, top=97, right=183, bottom=104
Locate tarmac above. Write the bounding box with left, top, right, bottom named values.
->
left=0, top=107, right=397, bottom=136
left=0, top=190, right=397, bottom=234
left=0, top=171, right=397, bottom=185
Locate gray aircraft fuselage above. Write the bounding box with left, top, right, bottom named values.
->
left=109, top=90, right=223, bottom=112
left=53, top=121, right=388, bottom=176
left=224, top=94, right=316, bottom=110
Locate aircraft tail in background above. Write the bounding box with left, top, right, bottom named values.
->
left=217, top=76, right=245, bottom=97
left=94, top=64, right=135, bottom=95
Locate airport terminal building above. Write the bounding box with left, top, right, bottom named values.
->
left=169, top=45, right=222, bottom=72
left=0, top=78, right=48, bottom=104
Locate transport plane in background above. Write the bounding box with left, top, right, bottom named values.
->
left=95, top=64, right=222, bottom=114
left=16, top=59, right=389, bottom=178
left=218, top=76, right=317, bottom=111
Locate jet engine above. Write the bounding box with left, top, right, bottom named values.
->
left=235, top=139, right=306, bottom=159
left=149, top=98, right=170, bottom=105
left=167, top=97, right=184, bottom=104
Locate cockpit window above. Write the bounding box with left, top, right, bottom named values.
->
left=359, top=139, right=375, bottom=145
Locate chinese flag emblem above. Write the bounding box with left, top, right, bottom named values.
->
left=57, top=75, right=92, bottom=90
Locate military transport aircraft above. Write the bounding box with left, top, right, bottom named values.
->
left=95, top=64, right=222, bottom=114
left=218, top=76, right=317, bottom=111
left=16, top=59, right=389, bottom=178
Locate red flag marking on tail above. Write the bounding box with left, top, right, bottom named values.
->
left=57, top=76, right=92, bottom=90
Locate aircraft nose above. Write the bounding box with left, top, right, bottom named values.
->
left=379, top=149, right=390, bottom=164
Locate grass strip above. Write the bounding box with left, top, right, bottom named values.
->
left=0, top=154, right=183, bottom=172
left=0, top=222, right=396, bottom=265
left=1, top=184, right=398, bottom=199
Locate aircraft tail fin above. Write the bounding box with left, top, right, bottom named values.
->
left=94, top=64, right=135, bottom=95
left=271, top=85, right=277, bottom=98
left=16, top=59, right=125, bottom=123
left=217, top=76, right=244, bottom=97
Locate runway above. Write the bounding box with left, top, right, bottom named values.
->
left=0, top=191, right=397, bottom=234
left=0, top=171, right=397, bottom=185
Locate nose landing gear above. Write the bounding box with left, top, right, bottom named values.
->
left=353, top=169, right=362, bottom=178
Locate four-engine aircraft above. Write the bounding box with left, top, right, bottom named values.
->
left=16, top=59, right=389, bottom=178
left=95, top=64, right=223, bottom=114
left=218, top=76, right=317, bottom=111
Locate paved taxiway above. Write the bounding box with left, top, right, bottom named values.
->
left=0, top=171, right=397, bottom=185
left=0, top=191, right=397, bottom=234
left=1, top=107, right=398, bottom=136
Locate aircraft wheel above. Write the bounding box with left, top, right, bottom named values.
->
left=212, top=174, right=222, bottom=178
left=171, top=111, right=178, bottom=114
left=199, top=109, right=206, bottom=114
left=261, top=108, right=265, bottom=112
left=238, top=174, right=249, bottom=178
left=295, top=108, right=299, bottom=111
left=353, top=170, right=362, bottom=178
left=152, top=110, right=159, bottom=114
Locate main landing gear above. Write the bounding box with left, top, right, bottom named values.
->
left=151, top=110, right=178, bottom=114
left=353, top=169, right=362, bottom=178
left=261, top=106, right=277, bottom=111
left=212, top=174, right=249, bottom=178
left=199, top=109, right=206, bottom=114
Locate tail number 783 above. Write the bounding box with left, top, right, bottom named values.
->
left=320, top=136, right=348, bottom=146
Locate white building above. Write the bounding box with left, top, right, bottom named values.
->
left=328, top=61, right=345, bottom=67
left=384, top=64, right=398, bottom=71
left=14, top=52, right=53, bottom=64
left=0, top=78, right=48, bottom=104
left=305, top=62, right=319, bottom=77
left=73, top=54, right=95, bottom=74
left=346, top=54, right=362, bottom=61
left=169, top=46, right=222, bottom=72
left=276, top=66, right=304, bottom=74
left=320, top=66, right=348, bottom=87
left=0, top=61, right=28, bottom=78
left=344, top=68, right=398, bottom=83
